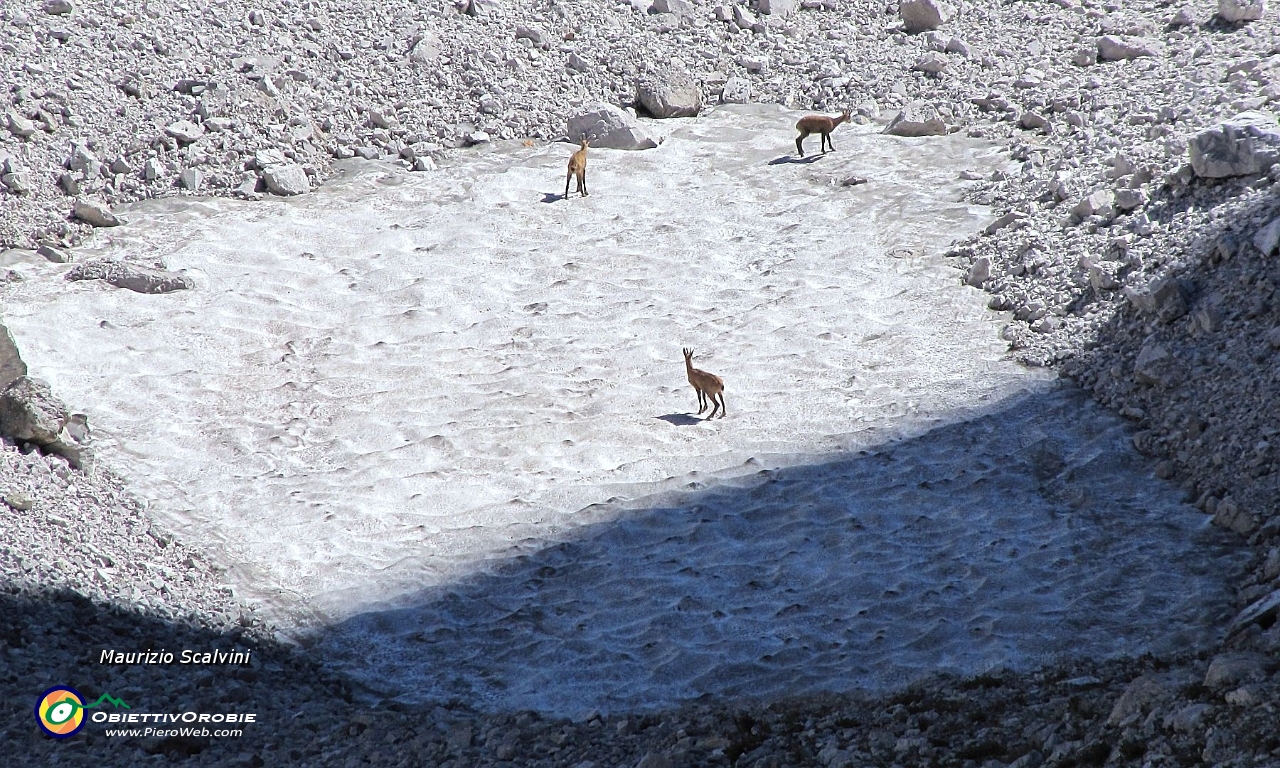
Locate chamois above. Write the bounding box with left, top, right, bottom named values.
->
left=683, top=348, right=726, bottom=419
left=565, top=137, right=589, bottom=198
left=795, top=110, right=851, bottom=157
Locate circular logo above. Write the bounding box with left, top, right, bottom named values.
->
left=35, top=686, right=86, bottom=738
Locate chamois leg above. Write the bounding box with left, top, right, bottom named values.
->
left=695, top=388, right=707, bottom=414
left=707, top=393, right=722, bottom=419
left=716, top=392, right=726, bottom=418
left=826, top=132, right=835, bottom=153
left=796, top=132, right=808, bottom=157
left=581, top=170, right=588, bottom=197
left=565, top=171, right=572, bottom=198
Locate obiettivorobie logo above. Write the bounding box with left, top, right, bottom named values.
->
left=35, top=686, right=130, bottom=738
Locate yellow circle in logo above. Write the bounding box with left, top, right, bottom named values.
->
left=36, top=687, right=85, bottom=738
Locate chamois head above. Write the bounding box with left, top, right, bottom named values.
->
left=578, top=136, right=591, bottom=150
left=838, top=109, right=851, bottom=123
left=683, top=348, right=694, bottom=362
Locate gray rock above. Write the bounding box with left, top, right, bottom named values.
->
left=1133, top=337, right=1174, bottom=387
left=636, top=70, right=702, bottom=118
left=899, top=0, right=955, bottom=33
left=1211, top=497, right=1257, bottom=535
left=66, top=259, right=194, bottom=294
left=1019, top=111, right=1049, bottom=130
left=945, top=37, right=971, bottom=56
left=757, top=0, right=798, bottom=16
left=1072, top=190, right=1115, bottom=220
left=1088, top=264, right=1120, bottom=292
left=1254, top=217, right=1280, bottom=255
left=1162, top=703, right=1212, bottom=732
left=652, top=0, right=695, bottom=14
left=1107, top=674, right=1174, bottom=725
left=1072, top=47, right=1097, bottom=67
left=1267, top=326, right=1280, bottom=349
left=110, top=157, right=134, bottom=175
left=883, top=102, right=948, bottom=136
left=913, top=52, right=949, bottom=74
left=1097, top=36, right=1163, bottom=61
left=1114, top=188, right=1148, bottom=212
left=262, top=164, right=310, bottom=195
left=73, top=199, right=121, bottom=227
left=42, top=0, right=74, bottom=14
left=965, top=257, right=991, bottom=288
left=58, top=173, right=80, bottom=195
left=165, top=120, right=206, bottom=144
left=0, top=325, right=27, bottom=390
left=409, top=32, right=442, bottom=64
left=1, top=172, right=33, bottom=195
left=720, top=77, right=752, bottom=104
left=1169, top=6, right=1198, bottom=26
left=1217, top=0, right=1265, bottom=22
left=515, top=24, right=552, bottom=48
left=567, top=103, right=657, bottom=150
left=1125, top=277, right=1189, bottom=323
left=179, top=168, right=204, bottom=191
left=1152, top=279, right=1187, bottom=321
left=143, top=157, right=165, bottom=181
left=985, top=210, right=1026, bottom=234
left=37, top=244, right=70, bottom=263
left=466, top=0, right=502, bottom=16
left=252, top=148, right=288, bottom=169
left=635, top=753, right=674, bottom=768
left=1188, top=112, right=1280, bottom=178
left=1203, top=653, right=1270, bottom=690
left=67, top=143, right=101, bottom=178
left=1228, top=588, right=1280, bottom=637
left=0, top=376, right=69, bottom=445
left=4, top=111, right=37, bottom=138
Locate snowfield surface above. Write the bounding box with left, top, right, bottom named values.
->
left=3, top=106, right=1243, bottom=714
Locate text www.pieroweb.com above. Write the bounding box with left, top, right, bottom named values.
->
left=95, top=711, right=253, bottom=738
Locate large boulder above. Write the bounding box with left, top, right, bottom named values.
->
left=1254, top=216, right=1280, bottom=255
left=883, top=102, right=949, bottom=136
left=635, top=70, right=702, bottom=118
left=261, top=163, right=311, bottom=195
left=0, top=376, right=68, bottom=445
left=1217, top=0, right=1266, bottom=22
left=73, top=198, right=121, bottom=227
left=898, top=0, right=955, bottom=32
left=0, top=324, right=26, bottom=389
left=567, top=103, right=658, bottom=150
left=1188, top=111, right=1280, bottom=178
left=1097, top=36, right=1163, bottom=61
left=66, top=259, right=194, bottom=294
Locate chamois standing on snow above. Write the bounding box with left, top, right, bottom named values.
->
left=795, top=110, right=851, bottom=157
left=565, top=137, right=589, bottom=198
left=683, top=348, right=726, bottom=419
